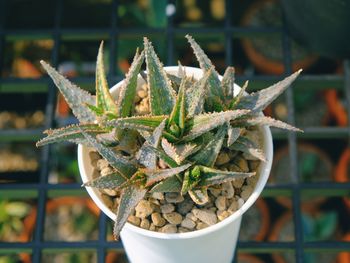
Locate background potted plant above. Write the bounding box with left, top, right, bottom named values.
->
left=36, top=35, right=301, bottom=262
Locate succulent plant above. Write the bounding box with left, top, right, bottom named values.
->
left=36, top=35, right=302, bottom=239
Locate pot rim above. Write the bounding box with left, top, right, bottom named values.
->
left=78, top=66, right=273, bottom=240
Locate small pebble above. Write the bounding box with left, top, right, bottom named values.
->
left=151, top=212, right=166, bottom=227
left=196, top=222, right=209, bottom=230
left=152, top=192, right=164, bottom=200
left=100, top=167, right=113, bottom=176
left=209, top=187, right=221, bottom=197
left=137, top=89, right=147, bottom=98
left=238, top=198, right=245, bottom=209
left=163, top=212, right=183, bottom=225
left=232, top=178, right=245, bottom=188
left=91, top=169, right=100, bottom=179
left=234, top=156, right=249, bottom=172
left=160, top=204, right=175, bottom=214
left=249, top=160, right=261, bottom=171
left=178, top=227, right=190, bottom=233
left=102, top=189, right=118, bottom=197
left=161, top=224, right=177, bottom=233
left=192, top=208, right=218, bottom=226
left=140, top=218, right=150, bottom=229
left=215, top=196, right=227, bottom=211
left=181, top=218, right=196, bottom=230
left=227, top=200, right=239, bottom=213
left=135, top=200, right=154, bottom=218
left=149, top=223, right=157, bottom=231
left=89, top=151, right=100, bottom=161
left=127, top=215, right=141, bottom=226
left=177, top=198, right=194, bottom=215
left=215, top=152, right=230, bottom=166
left=217, top=210, right=231, bottom=221
left=241, top=185, right=254, bottom=201
left=165, top=193, right=184, bottom=203
left=186, top=212, right=197, bottom=222
left=96, top=159, right=109, bottom=171
left=221, top=182, right=235, bottom=198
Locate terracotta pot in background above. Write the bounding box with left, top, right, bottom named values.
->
left=240, top=0, right=317, bottom=75
left=270, top=143, right=333, bottom=209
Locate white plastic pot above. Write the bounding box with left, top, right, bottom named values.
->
left=78, top=67, right=273, bottom=263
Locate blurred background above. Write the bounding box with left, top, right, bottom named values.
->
left=0, top=0, right=349, bottom=262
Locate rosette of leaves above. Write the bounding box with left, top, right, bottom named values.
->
left=36, top=35, right=302, bottom=239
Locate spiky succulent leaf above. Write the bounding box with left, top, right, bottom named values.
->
left=145, top=163, right=192, bottom=187
left=221, top=67, right=235, bottom=99
left=85, top=103, right=104, bottom=116
left=181, top=166, right=202, bottom=195
left=96, top=41, right=118, bottom=115
left=230, top=136, right=266, bottom=161
left=183, top=110, right=250, bottom=141
left=108, top=115, right=167, bottom=132
left=191, top=125, right=227, bottom=167
left=80, top=130, right=136, bottom=178
left=149, top=175, right=182, bottom=193
left=232, top=115, right=302, bottom=132
left=227, top=126, right=241, bottom=147
left=117, top=49, right=145, bottom=117
left=40, top=61, right=96, bottom=123
left=136, top=119, right=166, bottom=169
left=113, top=185, right=147, bottom=239
left=185, top=35, right=224, bottom=102
left=168, top=78, right=187, bottom=136
left=161, top=139, right=200, bottom=165
left=142, top=144, right=178, bottom=168
left=83, top=171, right=126, bottom=189
left=161, top=138, right=181, bottom=164
left=144, top=38, right=176, bottom=115
left=229, top=81, right=248, bottom=110
left=188, top=188, right=209, bottom=205
left=198, top=166, right=255, bottom=186
left=36, top=124, right=108, bottom=147
left=186, top=69, right=211, bottom=118
left=235, top=70, right=302, bottom=112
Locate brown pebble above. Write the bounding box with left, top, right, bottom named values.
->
left=89, top=151, right=100, bottom=161
left=135, top=200, right=154, bottom=218
left=152, top=192, right=164, bottom=200
left=232, top=178, right=245, bottom=188
left=181, top=218, right=196, bottom=230
left=149, top=223, right=157, bottom=231
left=96, top=159, right=109, bottom=171
left=192, top=208, right=218, bottom=226
left=100, top=167, right=113, bottom=176
left=215, top=152, right=230, bottom=166
left=234, top=156, right=249, bottom=172
left=127, top=215, right=141, bottom=226
left=241, top=185, right=253, bottom=201
left=140, top=218, right=150, bottom=229
left=151, top=212, right=166, bottom=227
left=221, top=182, right=234, bottom=198
left=217, top=210, right=230, bottom=221
left=160, top=204, right=175, bottom=214
left=209, top=187, right=221, bottom=197
left=215, top=196, right=227, bottom=211
left=161, top=224, right=177, bottom=233
left=137, top=89, right=147, bottom=98
left=176, top=198, right=194, bottom=215
left=227, top=200, right=239, bottom=213
left=185, top=212, right=197, bottom=222
left=178, top=227, right=190, bottom=233
left=163, top=212, right=183, bottom=225
left=165, top=193, right=184, bottom=203
left=196, top=222, right=209, bottom=230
